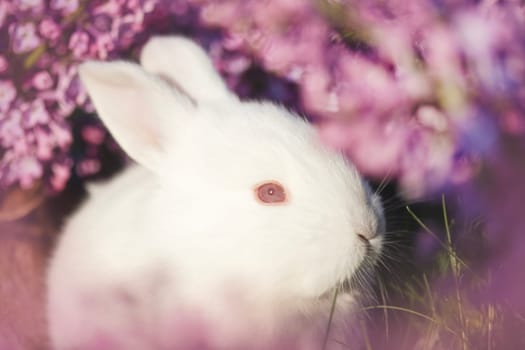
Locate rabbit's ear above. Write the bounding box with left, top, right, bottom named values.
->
left=79, top=61, right=193, bottom=173
left=140, top=36, right=233, bottom=103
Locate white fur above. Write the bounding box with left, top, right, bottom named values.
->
left=140, top=36, right=231, bottom=102
left=47, top=36, right=384, bottom=349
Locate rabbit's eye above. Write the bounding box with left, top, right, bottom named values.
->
left=254, top=182, right=287, bottom=204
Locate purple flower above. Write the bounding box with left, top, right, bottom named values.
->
left=11, top=137, right=29, bottom=156
left=0, top=109, right=24, bottom=147
left=92, top=33, right=116, bottom=59
left=50, top=162, right=71, bottom=191
left=91, top=13, right=113, bottom=33
left=25, top=100, right=50, bottom=127
left=14, top=156, right=43, bottom=189
left=50, top=0, right=79, bottom=15
left=93, top=0, right=122, bottom=17
left=76, top=158, right=101, bottom=177
left=10, top=22, right=41, bottom=54
left=39, top=19, right=61, bottom=41
left=82, top=125, right=106, bottom=145
left=48, top=121, right=72, bottom=149
left=34, top=128, right=54, bottom=160
left=69, top=31, right=91, bottom=58
left=0, top=80, right=16, bottom=113
left=53, top=65, right=84, bottom=117
left=222, top=55, right=250, bottom=75
left=115, top=12, right=147, bottom=48
left=318, top=118, right=406, bottom=179
left=32, top=71, right=54, bottom=90
left=18, top=0, right=44, bottom=11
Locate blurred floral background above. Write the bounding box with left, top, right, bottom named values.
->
left=1, top=0, right=524, bottom=349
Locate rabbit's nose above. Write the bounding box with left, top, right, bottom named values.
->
left=357, top=233, right=369, bottom=244
left=357, top=230, right=378, bottom=244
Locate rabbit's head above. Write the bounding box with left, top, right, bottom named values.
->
left=78, top=37, right=384, bottom=314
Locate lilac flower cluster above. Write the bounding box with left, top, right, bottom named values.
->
left=0, top=0, right=158, bottom=191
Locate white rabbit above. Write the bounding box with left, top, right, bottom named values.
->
left=46, top=36, right=385, bottom=350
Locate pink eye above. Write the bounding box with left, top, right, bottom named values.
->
left=254, top=181, right=287, bottom=205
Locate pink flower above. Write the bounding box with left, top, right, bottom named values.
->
left=76, top=158, right=101, bottom=177
left=32, top=71, right=54, bottom=90
left=50, top=0, right=79, bottom=15
left=48, top=121, right=72, bottom=149
left=399, top=129, right=456, bottom=198
left=50, top=162, right=71, bottom=191
left=81, top=125, right=106, bottom=145
left=18, top=0, right=44, bottom=11
left=91, top=13, right=113, bottom=33
left=222, top=55, right=251, bottom=75
left=318, top=118, right=406, bottom=178
left=25, top=100, right=50, bottom=127
left=222, top=33, right=244, bottom=50
left=200, top=2, right=239, bottom=27
left=0, top=109, right=24, bottom=147
left=262, top=37, right=303, bottom=73
left=92, top=0, right=123, bottom=17
left=336, top=55, right=402, bottom=115
left=116, top=12, right=146, bottom=48
left=39, top=19, right=61, bottom=41
left=500, top=111, right=525, bottom=135
left=92, top=33, right=116, bottom=59
left=34, top=128, right=54, bottom=160
left=128, top=0, right=158, bottom=13
left=53, top=65, right=85, bottom=116
left=69, top=31, right=91, bottom=58
left=11, top=138, right=29, bottom=156
left=300, top=66, right=335, bottom=115
left=421, top=26, right=465, bottom=91
left=15, top=156, right=43, bottom=189
left=0, top=80, right=16, bottom=113
left=10, top=22, right=41, bottom=54
left=416, top=105, right=449, bottom=132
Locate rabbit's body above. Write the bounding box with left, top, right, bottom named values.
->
left=47, top=37, right=385, bottom=349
